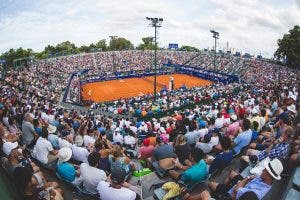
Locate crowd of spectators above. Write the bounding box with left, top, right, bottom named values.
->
left=0, top=49, right=299, bottom=200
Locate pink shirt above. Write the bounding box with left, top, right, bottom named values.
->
left=226, top=121, right=240, bottom=137
left=139, top=145, right=155, bottom=159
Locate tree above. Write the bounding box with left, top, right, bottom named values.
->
left=179, top=45, right=199, bottom=52
left=274, top=25, right=300, bottom=68
left=137, top=37, right=156, bottom=50
left=95, top=39, right=107, bottom=51
left=0, top=47, right=34, bottom=68
left=109, top=37, right=134, bottom=50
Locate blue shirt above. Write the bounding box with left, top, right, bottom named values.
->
left=57, top=162, right=76, bottom=182
left=48, top=134, right=59, bottom=149
left=258, top=142, right=289, bottom=161
left=228, top=177, right=271, bottom=199
left=181, top=160, right=207, bottom=187
left=209, top=151, right=233, bottom=174
left=35, top=127, right=42, bottom=136
left=234, top=129, right=252, bottom=154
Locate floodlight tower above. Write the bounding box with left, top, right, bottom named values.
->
left=109, top=35, right=118, bottom=73
left=146, top=17, right=163, bottom=101
left=210, top=30, right=219, bottom=71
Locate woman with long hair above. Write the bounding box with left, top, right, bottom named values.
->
left=174, top=134, right=192, bottom=167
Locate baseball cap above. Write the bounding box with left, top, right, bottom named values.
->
left=111, top=167, right=126, bottom=184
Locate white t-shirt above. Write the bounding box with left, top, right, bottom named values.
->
left=97, top=181, right=136, bottom=200
left=33, top=137, right=53, bottom=164
left=83, top=135, right=96, bottom=147
left=113, top=133, right=124, bottom=144
left=80, top=163, right=107, bottom=194
left=71, top=144, right=89, bottom=163
left=58, top=138, right=72, bottom=149
left=198, top=128, right=208, bottom=138
left=211, top=136, right=219, bottom=147
left=214, top=118, right=224, bottom=129
left=124, top=135, right=136, bottom=146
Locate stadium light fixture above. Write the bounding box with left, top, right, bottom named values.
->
left=146, top=17, right=163, bottom=102
left=109, top=35, right=118, bottom=73
left=210, top=30, right=219, bottom=71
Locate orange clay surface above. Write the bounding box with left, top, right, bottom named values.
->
left=81, top=74, right=212, bottom=103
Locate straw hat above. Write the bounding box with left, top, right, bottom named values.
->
left=265, top=158, right=283, bottom=180
left=58, top=147, right=72, bottom=162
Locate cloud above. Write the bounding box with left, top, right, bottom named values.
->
left=0, top=0, right=299, bottom=58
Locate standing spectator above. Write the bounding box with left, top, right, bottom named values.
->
left=22, top=113, right=37, bottom=148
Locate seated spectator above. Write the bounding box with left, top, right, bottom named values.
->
left=95, top=137, right=112, bottom=173
left=184, top=123, right=200, bottom=147
left=1, top=141, right=39, bottom=175
left=14, top=166, right=63, bottom=200
left=251, top=121, right=259, bottom=141
left=32, top=127, right=58, bottom=165
left=109, top=144, right=135, bottom=177
left=97, top=167, right=136, bottom=200
left=195, top=134, right=213, bottom=154
left=138, top=138, right=154, bottom=160
left=124, top=130, right=137, bottom=148
left=225, top=114, right=239, bottom=137
left=169, top=148, right=207, bottom=188
left=57, top=147, right=82, bottom=186
left=208, top=136, right=233, bottom=174
left=174, top=134, right=192, bottom=166
left=71, top=143, right=89, bottom=163
left=241, top=126, right=292, bottom=164
left=80, top=152, right=107, bottom=194
left=208, top=159, right=283, bottom=200
left=47, top=125, right=59, bottom=149
left=151, top=136, right=177, bottom=171
left=233, top=119, right=252, bottom=155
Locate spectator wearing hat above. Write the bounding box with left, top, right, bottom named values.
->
left=1, top=141, right=39, bottom=175
left=138, top=138, right=154, bottom=160
left=208, top=158, right=283, bottom=200
left=225, top=114, right=239, bottom=137
left=57, top=147, right=82, bottom=186
left=32, top=127, right=58, bottom=165
left=80, top=152, right=107, bottom=194
left=47, top=124, right=59, bottom=149
left=97, top=167, right=136, bottom=200
left=251, top=108, right=261, bottom=131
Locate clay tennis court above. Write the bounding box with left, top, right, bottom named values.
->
left=81, top=73, right=212, bottom=102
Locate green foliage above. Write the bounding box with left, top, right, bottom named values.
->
left=274, top=25, right=300, bottom=68
left=137, top=37, right=156, bottom=50
left=179, top=45, right=199, bottom=52
left=109, top=37, right=134, bottom=50
left=0, top=47, right=34, bottom=68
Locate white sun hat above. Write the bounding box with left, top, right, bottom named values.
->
left=58, top=147, right=72, bottom=162
left=264, top=158, right=283, bottom=180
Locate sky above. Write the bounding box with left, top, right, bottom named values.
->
left=0, top=0, right=299, bottom=57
